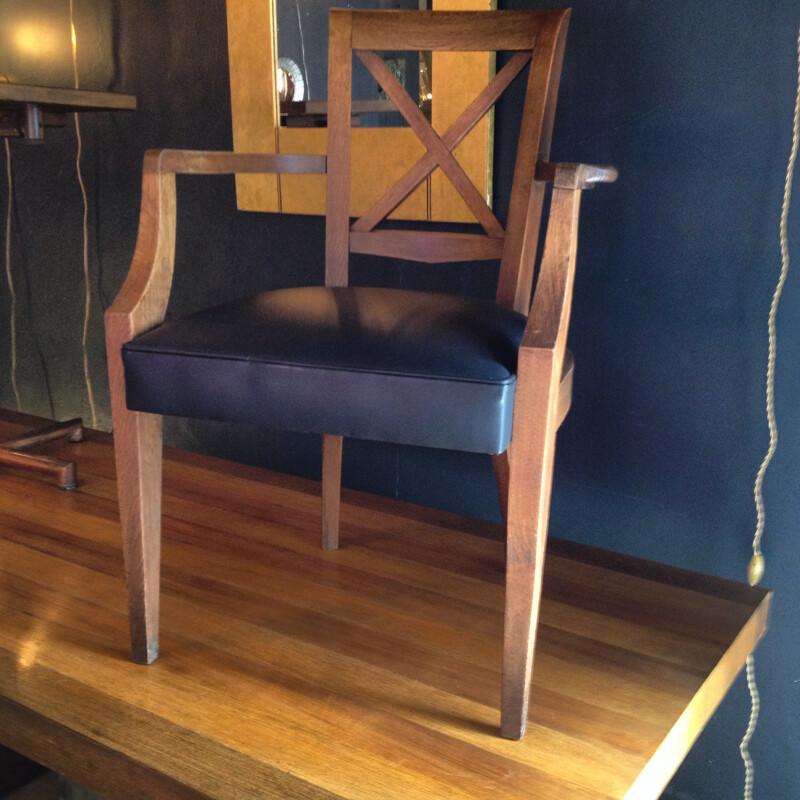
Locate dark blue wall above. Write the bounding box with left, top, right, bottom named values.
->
left=0, top=2, right=797, bottom=797
left=523, top=4, right=800, bottom=798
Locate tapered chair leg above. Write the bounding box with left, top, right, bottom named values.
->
left=501, top=511, right=549, bottom=739
left=111, top=407, right=163, bottom=665
left=500, top=363, right=560, bottom=739
left=321, top=434, right=343, bottom=550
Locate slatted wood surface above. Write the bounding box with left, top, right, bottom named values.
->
left=0, top=412, right=770, bottom=800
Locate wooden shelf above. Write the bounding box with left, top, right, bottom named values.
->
left=0, top=411, right=770, bottom=800
left=0, top=84, right=136, bottom=113
left=0, top=85, right=135, bottom=139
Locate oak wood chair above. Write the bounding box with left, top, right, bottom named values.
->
left=105, top=8, right=616, bottom=740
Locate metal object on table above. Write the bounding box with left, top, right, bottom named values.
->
left=0, top=418, right=83, bottom=489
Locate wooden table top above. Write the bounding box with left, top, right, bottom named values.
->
left=0, top=412, right=770, bottom=800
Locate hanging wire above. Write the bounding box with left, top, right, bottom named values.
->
left=294, top=0, right=311, bottom=100
left=750, top=22, right=800, bottom=584
left=740, top=655, right=761, bottom=800
left=70, top=0, right=98, bottom=429
left=4, top=138, right=21, bottom=411
left=740, top=21, right=800, bottom=800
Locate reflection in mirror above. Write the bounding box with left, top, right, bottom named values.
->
left=277, top=57, right=306, bottom=102
left=227, top=0, right=493, bottom=219
left=277, top=0, right=432, bottom=127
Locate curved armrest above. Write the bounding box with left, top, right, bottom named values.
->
left=105, top=149, right=327, bottom=344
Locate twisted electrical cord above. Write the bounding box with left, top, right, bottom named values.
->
left=740, top=21, right=800, bottom=800
left=70, top=0, right=98, bottom=429
left=4, top=138, right=21, bottom=411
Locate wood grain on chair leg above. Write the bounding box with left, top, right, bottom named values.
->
left=501, top=478, right=553, bottom=738
left=112, top=407, right=163, bottom=665
left=501, top=176, right=593, bottom=738
left=103, top=163, right=176, bottom=665
left=107, top=308, right=166, bottom=666
left=321, top=434, right=343, bottom=550
left=500, top=350, right=559, bottom=739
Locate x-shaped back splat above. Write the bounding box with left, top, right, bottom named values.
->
left=351, top=50, right=532, bottom=239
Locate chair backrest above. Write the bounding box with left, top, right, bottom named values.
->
left=325, top=8, right=570, bottom=315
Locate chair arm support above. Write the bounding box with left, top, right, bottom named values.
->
left=105, top=149, right=328, bottom=343
left=522, top=161, right=617, bottom=355
left=142, top=148, right=327, bottom=176
left=511, top=162, right=613, bottom=464
left=535, top=161, right=618, bottom=190
left=105, top=166, right=177, bottom=342
left=521, top=192, right=580, bottom=356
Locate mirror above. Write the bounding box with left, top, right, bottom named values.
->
left=226, top=0, right=493, bottom=220
left=276, top=0, right=430, bottom=128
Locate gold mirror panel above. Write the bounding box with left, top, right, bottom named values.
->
left=226, top=0, right=493, bottom=221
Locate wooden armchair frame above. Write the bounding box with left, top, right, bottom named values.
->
left=106, top=9, right=616, bottom=740
left=105, top=150, right=327, bottom=667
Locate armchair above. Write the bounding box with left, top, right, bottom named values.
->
left=105, top=8, right=616, bottom=740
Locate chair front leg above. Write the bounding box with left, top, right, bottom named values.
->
left=111, top=404, right=163, bottom=665
left=500, top=351, right=560, bottom=740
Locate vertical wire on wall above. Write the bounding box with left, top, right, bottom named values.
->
left=294, top=0, right=311, bottom=100
left=739, top=656, right=760, bottom=800
left=4, top=138, right=21, bottom=411
left=70, top=0, right=98, bottom=429
left=740, top=22, right=800, bottom=800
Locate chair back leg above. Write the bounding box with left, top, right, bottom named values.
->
left=321, top=434, right=343, bottom=550
left=492, top=452, right=510, bottom=524
left=111, top=406, right=163, bottom=664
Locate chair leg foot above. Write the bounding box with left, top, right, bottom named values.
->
left=500, top=715, right=526, bottom=741
left=132, top=640, right=159, bottom=665
left=322, top=434, right=343, bottom=550
left=500, top=547, right=542, bottom=740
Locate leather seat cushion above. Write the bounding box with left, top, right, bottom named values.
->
left=122, top=287, right=527, bottom=454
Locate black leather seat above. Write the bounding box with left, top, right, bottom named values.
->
left=122, top=286, right=527, bottom=454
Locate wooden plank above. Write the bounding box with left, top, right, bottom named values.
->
left=0, top=412, right=771, bottom=800
left=349, top=231, right=504, bottom=263
left=350, top=10, right=550, bottom=51
left=0, top=84, right=135, bottom=111
left=153, top=150, right=326, bottom=176
left=225, top=0, right=280, bottom=211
